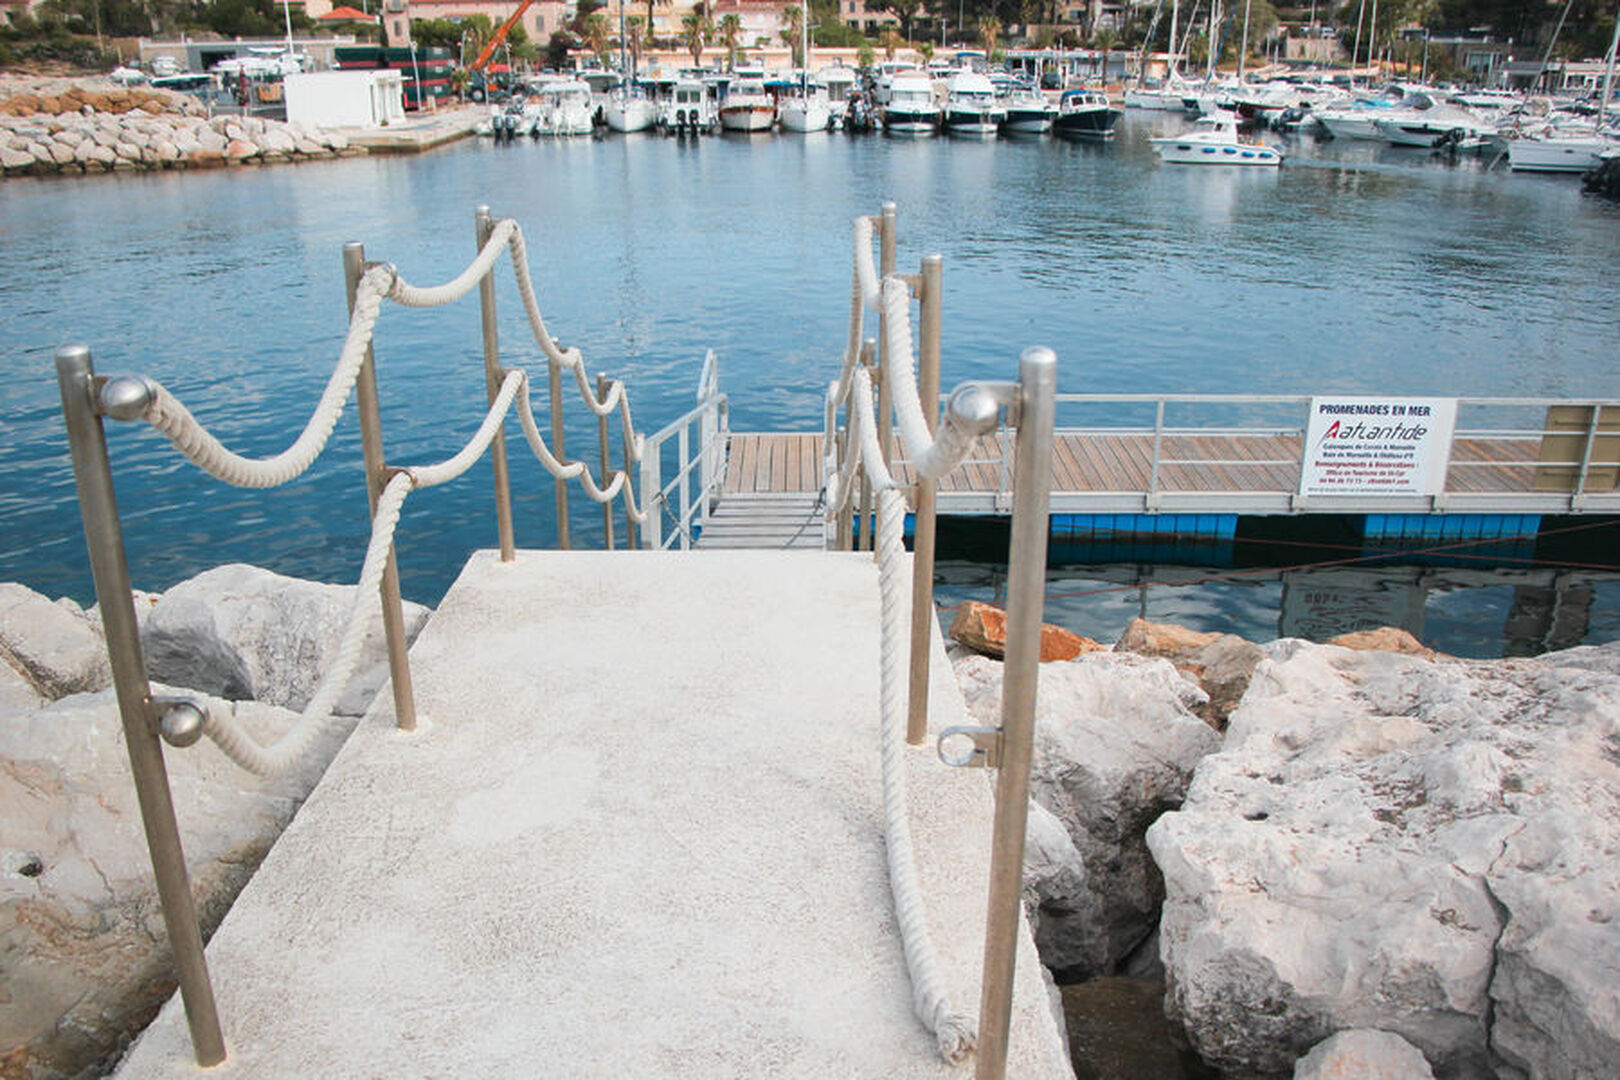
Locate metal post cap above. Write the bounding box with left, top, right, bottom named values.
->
left=98, top=376, right=159, bottom=421
left=158, top=700, right=207, bottom=748
left=946, top=383, right=1002, bottom=436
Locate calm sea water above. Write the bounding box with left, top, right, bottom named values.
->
left=4, top=115, right=1619, bottom=656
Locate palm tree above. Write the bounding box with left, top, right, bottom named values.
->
left=680, top=4, right=712, bottom=66
left=627, top=13, right=645, bottom=68
left=880, top=26, right=902, bottom=59
left=778, top=4, right=805, bottom=68
left=718, top=12, right=742, bottom=67
left=583, top=10, right=611, bottom=58
left=979, top=14, right=1001, bottom=56
left=917, top=39, right=934, bottom=62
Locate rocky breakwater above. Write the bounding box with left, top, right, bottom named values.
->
left=1, top=565, right=428, bottom=1078
left=950, top=611, right=1620, bottom=1078
left=0, top=76, right=360, bottom=178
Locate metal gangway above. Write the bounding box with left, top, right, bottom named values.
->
left=56, top=205, right=1068, bottom=1078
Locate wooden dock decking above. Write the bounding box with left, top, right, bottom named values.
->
left=718, top=431, right=1610, bottom=518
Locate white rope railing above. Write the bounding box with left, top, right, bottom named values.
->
left=824, top=207, right=997, bottom=1064
left=127, top=214, right=671, bottom=775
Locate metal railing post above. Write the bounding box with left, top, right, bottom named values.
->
left=678, top=423, right=692, bottom=548
left=907, top=254, right=943, bottom=745
left=475, top=206, right=516, bottom=561
left=859, top=338, right=879, bottom=552
left=623, top=404, right=641, bottom=551
left=877, top=203, right=898, bottom=478
left=55, top=345, right=227, bottom=1069
left=550, top=346, right=572, bottom=549
left=1148, top=398, right=1166, bottom=506
left=640, top=447, right=661, bottom=549
left=597, top=373, right=616, bottom=550
left=975, top=346, right=1056, bottom=1080
left=343, top=242, right=417, bottom=732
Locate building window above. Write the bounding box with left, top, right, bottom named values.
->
left=535, top=13, right=545, bottom=32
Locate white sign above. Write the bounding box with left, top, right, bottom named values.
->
left=1299, top=397, right=1458, bottom=496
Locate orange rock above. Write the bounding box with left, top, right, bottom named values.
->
left=1114, top=618, right=1221, bottom=656
left=1326, top=626, right=1436, bottom=660
left=948, top=600, right=1103, bottom=662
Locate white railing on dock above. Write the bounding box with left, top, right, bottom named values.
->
left=924, top=393, right=1620, bottom=516
left=639, top=349, right=730, bottom=549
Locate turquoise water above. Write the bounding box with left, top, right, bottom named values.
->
left=4, top=116, right=1619, bottom=653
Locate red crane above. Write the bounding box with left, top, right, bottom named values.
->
left=469, top=0, right=536, bottom=73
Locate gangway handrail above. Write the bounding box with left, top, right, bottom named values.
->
left=640, top=355, right=731, bottom=549
left=54, top=206, right=726, bottom=1068
left=825, top=204, right=1057, bottom=1080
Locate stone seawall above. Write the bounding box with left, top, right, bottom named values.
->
left=0, top=76, right=363, bottom=178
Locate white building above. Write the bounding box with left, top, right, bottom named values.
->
left=285, top=69, right=406, bottom=127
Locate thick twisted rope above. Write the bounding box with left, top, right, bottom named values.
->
left=200, top=471, right=410, bottom=775
left=875, top=484, right=977, bottom=1065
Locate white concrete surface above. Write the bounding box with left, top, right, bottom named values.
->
left=117, top=550, right=1072, bottom=1078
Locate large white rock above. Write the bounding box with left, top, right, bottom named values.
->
left=955, top=650, right=1219, bottom=975
left=0, top=583, right=110, bottom=699
left=1, top=685, right=355, bottom=1078
left=141, top=563, right=430, bottom=716
left=1294, top=1029, right=1435, bottom=1079
left=1147, top=640, right=1620, bottom=1078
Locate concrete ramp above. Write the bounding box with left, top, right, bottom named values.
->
left=118, top=550, right=1072, bottom=1078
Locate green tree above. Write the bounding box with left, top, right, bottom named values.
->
left=718, top=12, right=742, bottom=65
left=857, top=38, right=876, bottom=66
left=583, top=9, right=611, bottom=56
left=680, top=3, right=711, bottom=65
left=978, top=13, right=1000, bottom=53
left=626, top=13, right=645, bottom=67
left=878, top=0, right=921, bottom=42
left=778, top=4, right=804, bottom=65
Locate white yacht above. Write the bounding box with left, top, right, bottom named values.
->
left=1149, top=113, right=1284, bottom=166
left=530, top=77, right=595, bottom=135
left=941, top=71, right=1006, bottom=137
left=719, top=73, right=776, bottom=132
left=882, top=71, right=939, bottom=135
left=659, top=76, right=716, bottom=133
left=1507, top=125, right=1620, bottom=172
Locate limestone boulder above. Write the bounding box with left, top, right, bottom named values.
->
left=1326, top=626, right=1436, bottom=658
left=0, top=145, right=33, bottom=170
left=955, top=650, right=1218, bottom=975
left=1, top=685, right=355, bottom=1079
left=224, top=139, right=258, bottom=161
left=1146, top=640, right=1620, bottom=1078
left=1115, top=617, right=1267, bottom=729
left=1293, top=1030, right=1435, bottom=1079
left=141, top=563, right=430, bottom=716
left=257, top=125, right=297, bottom=155
left=0, top=583, right=110, bottom=699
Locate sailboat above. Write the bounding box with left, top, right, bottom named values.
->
left=605, top=1, right=657, bottom=133
left=779, top=8, right=832, bottom=132
left=1507, top=5, right=1619, bottom=172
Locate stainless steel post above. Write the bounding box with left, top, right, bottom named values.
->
left=343, top=242, right=417, bottom=732
left=623, top=413, right=640, bottom=550
left=475, top=206, right=516, bottom=562
left=975, top=346, right=1056, bottom=1080
left=550, top=347, right=572, bottom=549
left=55, top=345, right=227, bottom=1068
left=597, top=373, right=616, bottom=549
left=877, top=203, right=898, bottom=476
left=907, top=255, right=943, bottom=745
left=855, top=338, right=877, bottom=551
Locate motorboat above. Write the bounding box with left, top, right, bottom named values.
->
left=1362, top=90, right=1492, bottom=147
left=1507, top=125, right=1620, bottom=172
left=819, top=65, right=857, bottom=130
left=1053, top=87, right=1120, bottom=138
left=1000, top=83, right=1057, bottom=135
left=870, top=60, right=920, bottom=107
left=605, top=81, right=658, bottom=133
left=882, top=71, right=939, bottom=135
left=659, top=75, right=716, bottom=133
left=109, top=63, right=148, bottom=86
left=1149, top=113, right=1284, bottom=166
left=719, top=74, right=776, bottom=132
left=530, top=77, right=595, bottom=135
left=940, top=71, right=1006, bottom=137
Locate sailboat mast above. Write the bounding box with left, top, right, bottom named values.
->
left=1600, top=3, right=1619, bottom=128
left=1206, top=0, right=1219, bottom=81
left=1169, top=0, right=1180, bottom=79
left=1238, top=0, right=1251, bottom=80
